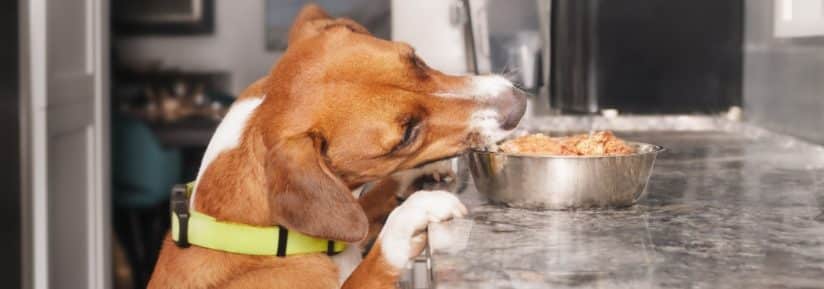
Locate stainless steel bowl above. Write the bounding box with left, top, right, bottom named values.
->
left=467, top=142, right=664, bottom=209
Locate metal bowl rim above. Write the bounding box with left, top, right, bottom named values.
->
left=470, top=142, right=666, bottom=159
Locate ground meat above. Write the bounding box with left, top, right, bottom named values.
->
left=499, top=131, right=636, bottom=156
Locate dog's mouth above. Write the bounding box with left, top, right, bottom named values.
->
left=462, top=130, right=511, bottom=152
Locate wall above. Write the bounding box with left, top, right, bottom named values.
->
left=115, top=0, right=281, bottom=94
left=744, top=1, right=824, bottom=144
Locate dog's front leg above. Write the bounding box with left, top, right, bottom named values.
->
left=342, top=190, right=467, bottom=289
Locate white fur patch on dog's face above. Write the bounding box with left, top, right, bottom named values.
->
left=468, top=75, right=514, bottom=99
left=378, top=190, right=467, bottom=269
left=191, top=96, right=264, bottom=206
left=468, top=108, right=512, bottom=146
left=434, top=75, right=518, bottom=146
left=433, top=75, right=513, bottom=100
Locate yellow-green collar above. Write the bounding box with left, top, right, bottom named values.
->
left=171, top=183, right=346, bottom=256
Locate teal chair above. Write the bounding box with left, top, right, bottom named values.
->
left=112, top=114, right=182, bottom=289
left=113, top=115, right=182, bottom=208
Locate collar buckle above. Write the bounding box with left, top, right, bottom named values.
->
left=171, top=185, right=191, bottom=248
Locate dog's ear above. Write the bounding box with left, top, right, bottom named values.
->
left=288, top=4, right=370, bottom=45
left=289, top=4, right=330, bottom=44
left=265, top=133, right=368, bottom=243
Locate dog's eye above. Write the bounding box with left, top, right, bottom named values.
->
left=392, top=117, right=421, bottom=153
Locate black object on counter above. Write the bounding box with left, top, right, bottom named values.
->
left=550, top=0, right=743, bottom=114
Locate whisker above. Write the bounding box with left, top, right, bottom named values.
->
left=499, top=64, right=521, bottom=79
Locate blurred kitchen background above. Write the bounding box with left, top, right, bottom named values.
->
left=5, top=0, right=824, bottom=288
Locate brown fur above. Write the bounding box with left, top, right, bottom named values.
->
left=341, top=243, right=401, bottom=289
left=148, top=4, right=505, bottom=289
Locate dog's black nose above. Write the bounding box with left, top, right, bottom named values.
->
left=497, top=88, right=528, bottom=130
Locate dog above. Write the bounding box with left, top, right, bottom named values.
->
left=147, top=4, right=526, bottom=289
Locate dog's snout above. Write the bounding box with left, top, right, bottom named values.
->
left=464, top=75, right=528, bottom=130
left=480, top=86, right=527, bottom=131
left=455, top=75, right=530, bottom=145
left=497, top=88, right=528, bottom=130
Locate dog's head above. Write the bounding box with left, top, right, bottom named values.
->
left=249, top=4, right=526, bottom=242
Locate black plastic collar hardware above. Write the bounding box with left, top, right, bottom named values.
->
left=326, top=240, right=335, bottom=256
left=276, top=226, right=288, bottom=257
left=171, top=185, right=191, bottom=248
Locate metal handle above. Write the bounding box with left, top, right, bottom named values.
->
left=398, top=246, right=434, bottom=289
left=459, top=0, right=479, bottom=75
left=411, top=247, right=433, bottom=289
left=84, top=0, right=95, bottom=75
left=537, top=0, right=553, bottom=110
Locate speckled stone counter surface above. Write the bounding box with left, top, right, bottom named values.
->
left=427, top=117, right=824, bottom=289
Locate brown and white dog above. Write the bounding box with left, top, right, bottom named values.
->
left=147, top=4, right=526, bottom=289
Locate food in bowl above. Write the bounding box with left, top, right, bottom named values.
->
left=499, top=131, right=635, bottom=156
left=469, top=132, right=663, bottom=209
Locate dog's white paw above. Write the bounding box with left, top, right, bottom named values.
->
left=378, top=190, right=468, bottom=269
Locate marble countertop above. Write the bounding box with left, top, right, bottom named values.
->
left=427, top=117, right=824, bottom=289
